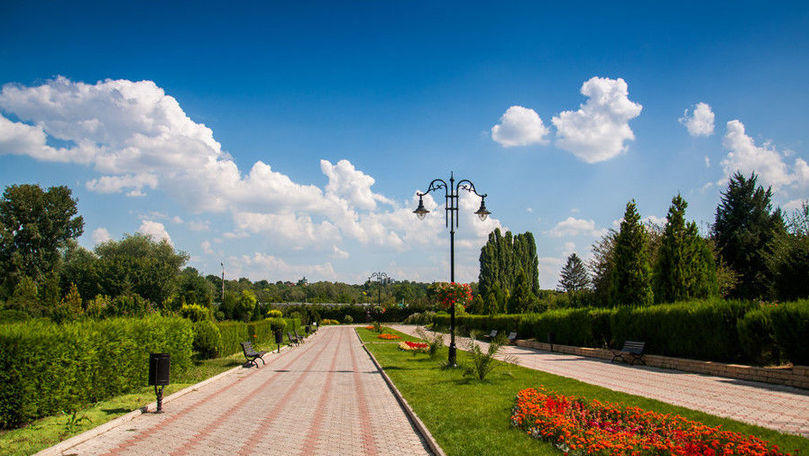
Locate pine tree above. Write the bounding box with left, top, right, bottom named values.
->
left=713, top=172, right=784, bottom=299
left=558, top=253, right=589, bottom=292
left=654, top=194, right=717, bottom=302
left=609, top=200, right=653, bottom=306
left=507, top=268, right=536, bottom=313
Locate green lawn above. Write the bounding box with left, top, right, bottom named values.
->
left=360, top=327, right=809, bottom=456
left=0, top=341, right=282, bottom=456
left=355, top=325, right=423, bottom=343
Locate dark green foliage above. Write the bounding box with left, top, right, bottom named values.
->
left=192, top=320, right=222, bottom=359
left=342, top=314, right=354, bottom=324
left=0, top=309, right=29, bottom=322
left=654, top=195, right=718, bottom=302
left=589, top=230, right=618, bottom=307
left=558, top=253, right=589, bottom=293
left=737, top=309, right=779, bottom=365
left=0, top=184, right=84, bottom=291
left=507, top=268, right=537, bottom=313
left=216, top=318, right=300, bottom=356
left=0, top=316, right=192, bottom=427
left=433, top=314, right=524, bottom=334
left=768, top=202, right=809, bottom=301
left=609, top=200, right=653, bottom=306
left=769, top=300, right=809, bottom=365
left=175, top=267, right=215, bottom=308
left=518, top=308, right=611, bottom=348
left=267, top=317, right=287, bottom=333
left=478, top=229, right=539, bottom=311
left=609, top=299, right=756, bottom=362
left=713, top=172, right=784, bottom=299
left=93, top=234, right=189, bottom=305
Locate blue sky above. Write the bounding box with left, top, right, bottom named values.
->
left=1, top=2, right=808, bottom=287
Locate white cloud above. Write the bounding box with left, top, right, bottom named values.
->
left=91, top=227, right=112, bottom=245
left=552, top=77, right=642, bottom=163
left=331, top=245, right=349, bottom=259
left=491, top=106, right=550, bottom=147
left=784, top=199, right=806, bottom=210
left=0, top=77, right=508, bottom=280
left=231, top=252, right=337, bottom=282
left=547, top=217, right=606, bottom=238
left=644, top=215, right=667, bottom=227
left=720, top=120, right=809, bottom=192
left=705, top=156, right=710, bottom=168
left=679, top=102, right=715, bottom=137
left=187, top=220, right=210, bottom=232
left=562, top=241, right=576, bottom=258
left=201, top=240, right=214, bottom=255
left=138, top=220, right=172, bottom=246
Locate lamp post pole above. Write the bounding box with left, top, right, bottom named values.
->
left=413, top=172, right=490, bottom=366
left=220, top=262, right=225, bottom=305
left=369, top=272, right=390, bottom=308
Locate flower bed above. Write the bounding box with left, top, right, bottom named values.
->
left=364, top=325, right=375, bottom=330
left=377, top=333, right=400, bottom=340
left=511, top=387, right=793, bottom=456
left=399, top=341, right=429, bottom=352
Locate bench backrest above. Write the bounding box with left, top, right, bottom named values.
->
left=241, top=341, right=257, bottom=356
left=621, top=341, right=645, bottom=354
left=507, top=332, right=517, bottom=340
left=488, top=330, right=498, bottom=337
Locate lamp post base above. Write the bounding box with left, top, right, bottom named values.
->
left=448, top=343, right=457, bottom=367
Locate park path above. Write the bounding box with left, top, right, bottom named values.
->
left=391, top=325, right=809, bottom=438
left=57, top=326, right=432, bottom=456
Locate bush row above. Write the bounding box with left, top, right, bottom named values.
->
left=215, top=317, right=302, bottom=356
left=0, top=315, right=193, bottom=428
left=279, top=304, right=425, bottom=324
left=434, top=299, right=809, bottom=366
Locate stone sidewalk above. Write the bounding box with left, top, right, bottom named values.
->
left=391, top=325, right=809, bottom=438
left=56, top=326, right=432, bottom=456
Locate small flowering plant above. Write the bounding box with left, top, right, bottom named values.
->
left=377, top=333, right=400, bottom=340
left=434, top=282, right=473, bottom=310
left=399, top=341, right=429, bottom=352
left=511, top=387, right=794, bottom=456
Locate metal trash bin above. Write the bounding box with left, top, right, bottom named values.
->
left=148, top=353, right=170, bottom=412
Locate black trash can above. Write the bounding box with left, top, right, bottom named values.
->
left=274, top=329, right=283, bottom=352
left=148, top=353, right=170, bottom=413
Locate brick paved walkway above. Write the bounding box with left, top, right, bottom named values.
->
left=60, top=327, right=432, bottom=456
left=391, top=325, right=809, bottom=438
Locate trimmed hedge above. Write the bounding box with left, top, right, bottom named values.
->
left=0, top=315, right=193, bottom=428
left=216, top=318, right=301, bottom=356
left=431, top=299, right=809, bottom=366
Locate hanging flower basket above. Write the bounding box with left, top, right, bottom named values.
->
left=434, top=282, right=473, bottom=309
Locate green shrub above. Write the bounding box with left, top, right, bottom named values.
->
left=343, top=314, right=354, bottom=324
left=0, top=316, right=192, bottom=428
left=769, top=300, right=809, bottom=366
left=216, top=321, right=247, bottom=356
left=0, top=309, right=29, bottom=323
left=192, top=320, right=222, bottom=359
left=266, top=309, right=283, bottom=319
left=403, top=311, right=436, bottom=325
left=737, top=308, right=779, bottom=365
left=180, top=303, right=212, bottom=322
left=320, top=319, right=339, bottom=325
left=266, top=317, right=286, bottom=332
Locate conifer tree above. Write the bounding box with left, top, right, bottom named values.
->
left=654, top=194, right=717, bottom=302
left=558, top=253, right=589, bottom=292
left=713, top=172, right=784, bottom=299
left=609, top=200, right=653, bottom=306
left=507, top=268, right=536, bottom=313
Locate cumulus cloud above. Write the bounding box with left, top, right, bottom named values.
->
left=680, top=102, right=715, bottom=137
left=720, top=120, right=809, bottom=192
left=231, top=252, right=337, bottom=282
left=547, top=217, right=606, bottom=238
left=552, top=77, right=643, bottom=163
left=201, top=240, right=214, bottom=255
left=138, top=220, right=172, bottom=246
left=0, top=77, right=506, bottom=278
left=91, top=227, right=112, bottom=245
left=491, top=106, right=550, bottom=147
left=331, top=245, right=349, bottom=259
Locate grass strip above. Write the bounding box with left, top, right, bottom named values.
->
left=0, top=341, right=283, bottom=456
left=361, top=328, right=809, bottom=456
left=356, top=326, right=422, bottom=343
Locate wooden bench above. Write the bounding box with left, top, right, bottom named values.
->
left=287, top=332, right=300, bottom=346
left=241, top=341, right=267, bottom=368
left=611, top=341, right=646, bottom=365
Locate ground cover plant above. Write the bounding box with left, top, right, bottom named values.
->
left=359, top=329, right=809, bottom=456
left=512, top=387, right=793, bottom=455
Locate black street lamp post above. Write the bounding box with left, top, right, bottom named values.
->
left=369, top=271, right=391, bottom=308
left=413, top=172, right=490, bottom=366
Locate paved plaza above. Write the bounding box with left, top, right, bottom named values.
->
left=391, top=325, right=809, bottom=438
left=58, top=326, right=431, bottom=456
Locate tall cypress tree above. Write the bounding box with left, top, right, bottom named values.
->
left=654, top=194, right=718, bottom=303
left=478, top=228, right=540, bottom=311
left=713, top=172, right=784, bottom=299
left=609, top=200, right=653, bottom=306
